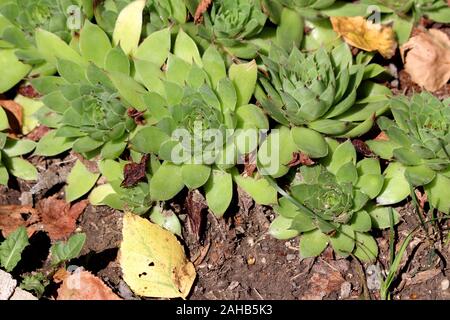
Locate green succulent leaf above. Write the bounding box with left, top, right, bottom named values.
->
left=149, top=206, right=182, bottom=236
left=353, top=232, right=378, bottom=262
left=229, top=60, right=258, bottom=106
left=299, top=229, right=329, bottom=259
left=113, top=0, right=146, bottom=55
left=80, top=20, right=112, bottom=67
left=65, top=160, right=100, bottom=202
left=4, top=157, right=38, bottom=181
left=0, top=49, right=31, bottom=93
left=232, top=168, right=277, bottom=205
left=204, top=169, right=233, bottom=217
left=377, top=162, right=410, bottom=206
left=425, top=173, right=450, bottom=214
left=291, top=126, right=328, bottom=158
left=269, top=216, right=299, bottom=240
left=181, top=164, right=211, bottom=189
left=34, top=130, right=74, bottom=157
left=367, top=205, right=400, bottom=229
left=329, top=225, right=355, bottom=257
left=150, top=162, right=184, bottom=201
left=135, top=27, right=171, bottom=67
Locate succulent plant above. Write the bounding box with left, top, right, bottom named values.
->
left=0, top=0, right=87, bottom=92
left=362, top=0, right=450, bottom=22
left=0, top=107, right=37, bottom=185
left=268, top=139, right=399, bottom=261
left=29, top=21, right=143, bottom=160
left=127, top=27, right=270, bottom=216
left=367, top=92, right=450, bottom=213
left=196, top=0, right=268, bottom=59
left=256, top=42, right=390, bottom=161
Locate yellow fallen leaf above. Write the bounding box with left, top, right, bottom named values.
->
left=330, top=16, right=397, bottom=59
left=119, top=213, right=196, bottom=298
left=400, top=29, right=450, bottom=92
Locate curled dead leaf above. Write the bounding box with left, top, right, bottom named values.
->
left=0, top=100, right=23, bottom=133
left=330, top=16, right=397, bottom=59
left=36, top=197, right=88, bottom=241
left=55, top=268, right=121, bottom=300
left=185, top=190, right=207, bottom=242
left=0, top=205, right=39, bottom=238
left=400, top=29, right=450, bottom=92
left=121, top=154, right=149, bottom=188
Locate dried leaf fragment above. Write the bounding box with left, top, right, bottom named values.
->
left=0, top=100, right=23, bottom=133
left=121, top=154, right=149, bottom=188
left=400, top=29, right=450, bottom=92
left=185, top=190, right=207, bottom=241
left=194, top=0, right=212, bottom=23
left=56, top=268, right=121, bottom=300
left=0, top=205, right=39, bottom=238
left=331, top=16, right=397, bottom=59
left=36, top=197, right=88, bottom=241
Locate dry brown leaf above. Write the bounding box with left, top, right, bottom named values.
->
left=0, top=205, right=39, bottom=238
left=56, top=268, right=121, bottom=300
left=194, top=0, right=212, bottom=23
left=330, top=16, right=397, bottom=59
left=374, top=131, right=389, bottom=141
left=0, top=100, right=23, bottom=133
left=36, top=197, right=88, bottom=241
left=301, top=271, right=345, bottom=300
left=185, top=189, right=207, bottom=241
left=400, top=29, right=450, bottom=92
left=26, top=125, right=50, bottom=142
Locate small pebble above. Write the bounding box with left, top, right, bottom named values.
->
left=340, top=282, right=352, bottom=299
left=286, top=254, right=297, bottom=261
left=441, top=279, right=449, bottom=291
left=247, top=256, right=256, bottom=265
left=227, top=281, right=240, bottom=291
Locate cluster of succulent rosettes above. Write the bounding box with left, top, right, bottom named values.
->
left=362, top=0, right=450, bottom=22
left=256, top=42, right=389, bottom=159
left=126, top=27, right=268, bottom=216
left=0, top=108, right=37, bottom=185
left=269, top=139, right=398, bottom=261
left=30, top=21, right=144, bottom=160
left=367, top=92, right=450, bottom=213
left=0, top=0, right=80, bottom=41
left=197, top=0, right=268, bottom=59
left=0, top=0, right=85, bottom=92
left=94, top=0, right=187, bottom=36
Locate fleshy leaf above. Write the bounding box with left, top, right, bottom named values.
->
left=65, top=160, right=100, bottom=202
left=204, top=169, right=233, bottom=217
left=113, top=0, right=146, bottom=56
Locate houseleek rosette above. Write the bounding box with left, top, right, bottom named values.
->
left=268, top=139, right=399, bottom=261
left=360, top=0, right=450, bottom=23
left=367, top=93, right=450, bottom=213
left=123, top=28, right=270, bottom=216
left=30, top=21, right=142, bottom=160
left=0, top=108, right=37, bottom=185
left=0, top=0, right=85, bottom=92
left=198, top=0, right=268, bottom=59
left=256, top=42, right=390, bottom=169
